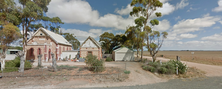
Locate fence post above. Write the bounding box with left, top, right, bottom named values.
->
left=38, top=54, right=42, bottom=67
left=176, top=64, right=178, bottom=75
left=125, top=62, right=126, bottom=70
left=51, top=53, right=57, bottom=72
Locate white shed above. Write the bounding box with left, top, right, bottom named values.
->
left=112, top=47, right=134, bottom=61
left=61, top=50, right=79, bottom=60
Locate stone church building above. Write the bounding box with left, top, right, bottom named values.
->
left=80, top=36, right=102, bottom=60
left=25, top=27, right=72, bottom=61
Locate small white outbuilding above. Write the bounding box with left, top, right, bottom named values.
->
left=61, top=50, right=79, bottom=60
left=112, top=47, right=134, bottom=61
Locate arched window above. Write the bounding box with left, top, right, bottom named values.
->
left=30, top=48, right=34, bottom=56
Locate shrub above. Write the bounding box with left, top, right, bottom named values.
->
left=148, top=66, right=156, bottom=73
left=159, top=67, right=168, bottom=74
left=105, top=57, right=113, bottom=62
left=142, top=60, right=187, bottom=74
left=124, top=70, right=130, bottom=74
left=85, top=54, right=105, bottom=72
left=3, top=57, right=32, bottom=72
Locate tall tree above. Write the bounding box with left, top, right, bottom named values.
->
left=63, top=33, right=80, bottom=50
left=17, top=0, right=64, bottom=59
left=0, top=0, right=22, bottom=56
left=130, top=0, right=168, bottom=62
left=0, top=23, right=21, bottom=55
left=125, top=26, right=143, bottom=57
left=99, top=32, right=114, bottom=54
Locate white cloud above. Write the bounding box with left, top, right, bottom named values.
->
left=219, top=21, right=222, bottom=24
left=175, top=16, right=181, bottom=21
left=201, top=33, right=222, bottom=41
left=62, top=28, right=97, bottom=42
left=47, top=0, right=99, bottom=24
left=179, top=34, right=197, bottom=38
left=89, top=29, right=102, bottom=35
left=175, top=0, right=189, bottom=9
left=153, top=19, right=171, bottom=31
left=177, top=41, right=183, bottom=44
left=47, top=0, right=135, bottom=30
left=187, top=7, right=199, bottom=12
left=115, top=4, right=133, bottom=15
left=172, top=14, right=221, bottom=34
left=213, top=26, right=220, bottom=29
left=159, top=0, right=170, bottom=3
left=212, top=0, right=222, bottom=12
left=155, top=3, right=175, bottom=16
left=90, top=14, right=135, bottom=30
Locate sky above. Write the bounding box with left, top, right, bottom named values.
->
left=17, top=0, right=222, bottom=50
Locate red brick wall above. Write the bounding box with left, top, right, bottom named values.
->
left=26, top=36, right=72, bottom=61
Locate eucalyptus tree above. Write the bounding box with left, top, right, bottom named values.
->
left=99, top=32, right=115, bottom=54
left=18, top=0, right=64, bottom=56
left=63, top=33, right=80, bottom=50
left=125, top=26, right=142, bottom=57
left=130, top=0, right=168, bottom=62
left=0, top=0, right=22, bottom=55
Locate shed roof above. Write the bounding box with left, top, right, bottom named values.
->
left=113, top=46, right=134, bottom=52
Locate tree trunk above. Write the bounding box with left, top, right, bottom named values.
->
left=16, top=51, right=25, bottom=72
left=140, top=39, right=144, bottom=60
left=137, top=48, right=139, bottom=57
left=152, top=54, right=156, bottom=62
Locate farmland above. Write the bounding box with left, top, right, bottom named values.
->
left=141, top=51, right=222, bottom=66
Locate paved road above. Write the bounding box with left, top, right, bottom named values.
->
left=77, top=77, right=222, bottom=89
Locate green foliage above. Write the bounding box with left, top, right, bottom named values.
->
left=129, top=0, right=168, bottom=61
left=2, top=57, right=32, bottom=72
left=85, top=54, right=105, bottom=72
left=105, top=57, right=113, bottom=62
left=63, top=33, right=80, bottom=50
left=124, top=70, right=131, bottom=74
left=142, top=60, right=187, bottom=74
left=100, top=32, right=128, bottom=54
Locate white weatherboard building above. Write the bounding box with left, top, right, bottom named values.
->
left=112, top=47, right=134, bottom=61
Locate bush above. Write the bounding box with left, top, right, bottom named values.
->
left=142, top=60, right=187, bottom=74
left=124, top=70, right=130, bottom=74
left=3, top=57, right=32, bottom=72
left=105, top=57, right=113, bottom=62
left=85, top=54, right=105, bottom=72
left=159, top=67, right=168, bottom=74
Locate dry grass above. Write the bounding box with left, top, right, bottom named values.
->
left=141, top=51, right=222, bottom=66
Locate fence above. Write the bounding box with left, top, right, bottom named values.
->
left=0, top=63, right=127, bottom=77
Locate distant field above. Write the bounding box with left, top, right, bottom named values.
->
left=141, top=51, right=222, bottom=66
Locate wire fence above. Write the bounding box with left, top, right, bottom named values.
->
left=0, top=63, right=127, bottom=77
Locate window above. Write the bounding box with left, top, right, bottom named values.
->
left=30, top=48, right=34, bottom=56
left=38, top=48, right=41, bottom=55
left=40, top=33, right=42, bottom=35
left=88, top=51, right=92, bottom=55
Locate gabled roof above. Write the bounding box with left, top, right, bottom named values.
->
left=27, top=27, right=72, bottom=46
left=80, top=36, right=101, bottom=48
left=113, top=46, right=135, bottom=52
